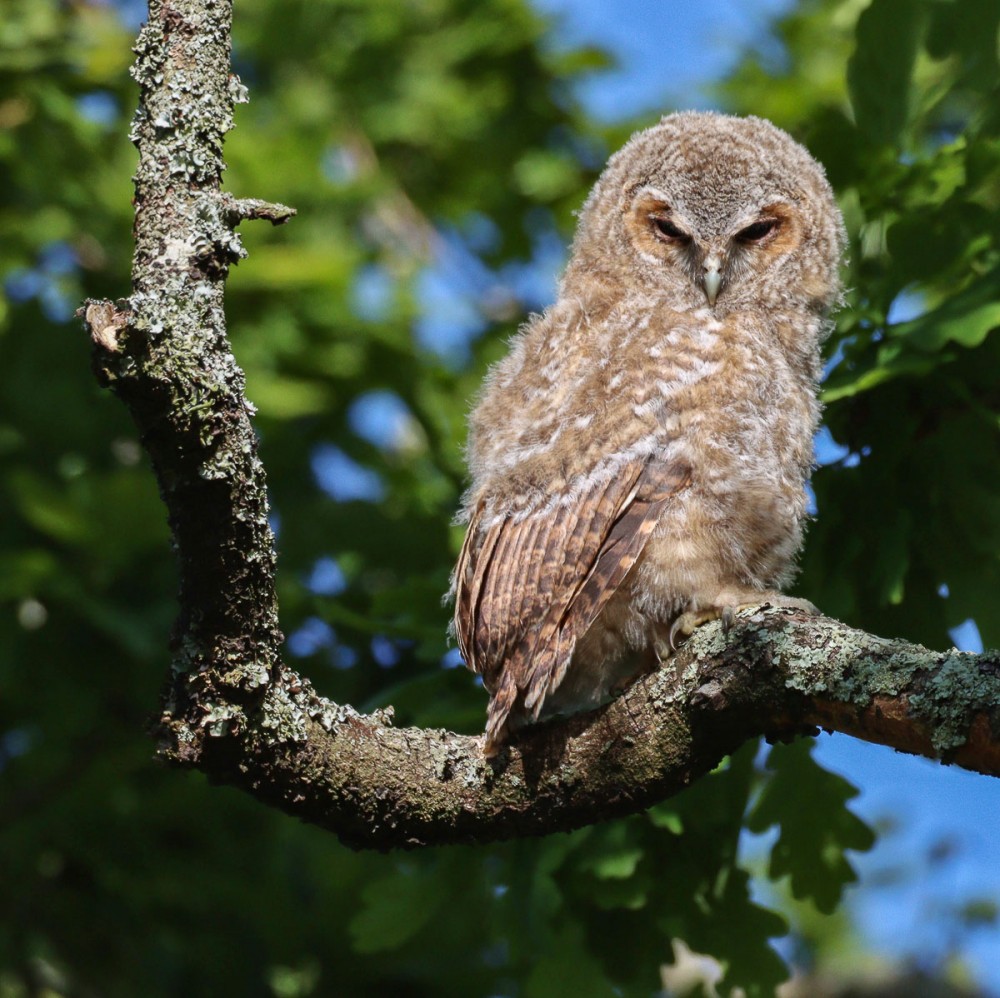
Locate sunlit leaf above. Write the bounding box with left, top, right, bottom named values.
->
left=890, top=270, right=1000, bottom=351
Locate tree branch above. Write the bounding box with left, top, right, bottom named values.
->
left=81, top=0, right=1000, bottom=852
left=134, top=601, right=1000, bottom=851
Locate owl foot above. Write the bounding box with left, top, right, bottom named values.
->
left=668, top=608, right=726, bottom=651
left=667, top=594, right=819, bottom=651
left=754, top=594, right=819, bottom=617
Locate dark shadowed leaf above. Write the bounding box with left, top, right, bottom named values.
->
left=747, top=740, right=876, bottom=914
left=847, top=0, right=925, bottom=144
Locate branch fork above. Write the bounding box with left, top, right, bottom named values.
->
left=84, top=0, right=1000, bottom=851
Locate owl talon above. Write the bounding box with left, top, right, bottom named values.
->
left=668, top=614, right=689, bottom=652
left=654, top=635, right=672, bottom=665
left=722, top=593, right=821, bottom=623
left=668, top=609, right=718, bottom=651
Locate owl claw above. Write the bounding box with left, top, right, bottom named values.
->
left=668, top=610, right=711, bottom=651
left=668, top=615, right=685, bottom=652
left=654, top=634, right=672, bottom=665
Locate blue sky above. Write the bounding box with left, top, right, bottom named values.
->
left=526, top=0, right=1000, bottom=991
left=532, top=0, right=793, bottom=120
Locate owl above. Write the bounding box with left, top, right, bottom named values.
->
left=452, top=112, right=846, bottom=754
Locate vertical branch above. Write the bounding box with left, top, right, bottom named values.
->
left=81, top=0, right=294, bottom=761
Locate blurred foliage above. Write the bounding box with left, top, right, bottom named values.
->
left=0, top=0, right=997, bottom=995
left=721, top=0, right=1000, bottom=651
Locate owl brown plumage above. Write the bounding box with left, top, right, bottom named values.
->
left=452, top=112, right=846, bottom=753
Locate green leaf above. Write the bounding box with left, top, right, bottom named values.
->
left=925, top=0, right=1000, bottom=88
left=821, top=350, right=938, bottom=402
left=513, top=149, right=581, bottom=200
left=569, top=820, right=651, bottom=911
left=647, top=804, right=683, bottom=834
left=9, top=469, right=92, bottom=544
left=249, top=373, right=333, bottom=419
left=847, top=0, right=925, bottom=144
left=349, top=868, right=441, bottom=953
left=890, top=270, right=1000, bottom=351
left=575, top=822, right=644, bottom=880
left=707, top=872, right=790, bottom=998
left=869, top=508, right=911, bottom=605
left=524, top=925, right=619, bottom=998
left=747, top=740, right=876, bottom=914
left=0, top=548, right=60, bottom=598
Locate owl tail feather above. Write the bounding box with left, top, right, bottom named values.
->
left=484, top=671, right=519, bottom=756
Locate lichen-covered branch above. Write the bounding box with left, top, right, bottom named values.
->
left=80, top=0, right=295, bottom=759
left=80, top=0, right=1000, bottom=852
left=153, top=606, right=1000, bottom=850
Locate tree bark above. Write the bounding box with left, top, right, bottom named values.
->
left=80, top=0, right=1000, bottom=852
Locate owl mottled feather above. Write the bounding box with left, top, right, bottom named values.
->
left=453, top=112, right=846, bottom=753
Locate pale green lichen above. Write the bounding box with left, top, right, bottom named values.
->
left=908, top=651, right=998, bottom=753
left=174, top=726, right=196, bottom=745
left=425, top=735, right=459, bottom=782
left=258, top=685, right=308, bottom=743
left=202, top=701, right=244, bottom=737
left=782, top=631, right=916, bottom=705
left=240, top=659, right=271, bottom=689
left=783, top=631, right=999, bottom=755
left=774, top=617, right=1000, bottom=756
left=671, top=608, right=1000, bottom=758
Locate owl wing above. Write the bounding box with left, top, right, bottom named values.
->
left=454, top=457, right=690, bottom=750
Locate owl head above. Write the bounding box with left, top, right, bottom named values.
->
left=564, top=112, right=846, bottom=317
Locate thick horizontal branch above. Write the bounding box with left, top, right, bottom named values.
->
left=149, top=606, right=1000, bottom=850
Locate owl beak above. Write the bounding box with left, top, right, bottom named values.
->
left=702, top=254, right=723, bottom=306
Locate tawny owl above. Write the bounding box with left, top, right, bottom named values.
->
left=452, top=112, right=845, bottom=754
